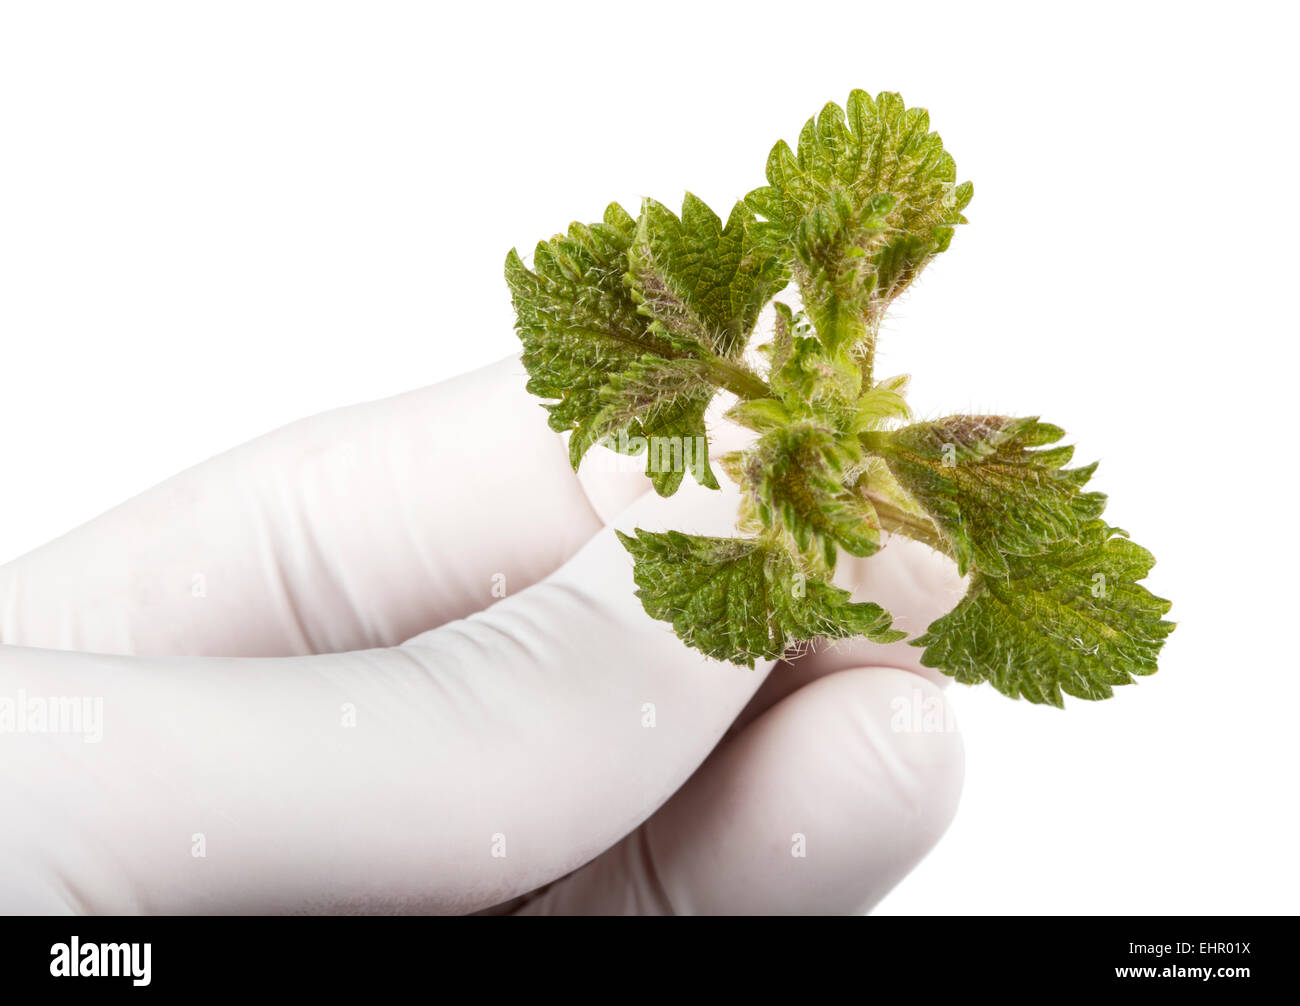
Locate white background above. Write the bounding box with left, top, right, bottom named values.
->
left=1, top=1, right=1296, bottom=914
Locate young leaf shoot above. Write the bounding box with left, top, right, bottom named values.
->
left=505, top=91, right=1174, bottom=707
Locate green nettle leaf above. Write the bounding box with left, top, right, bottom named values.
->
left=505, top=203, right=674, bottom=464
left=591, top=356, right=719, bottom=495
left=616, top=529, right=903, bottom=668
left=913, top=522, right=1175, bottom=707
left=505, top=196, right=778, bottom=495
left=769, top=335, right=861, bottom=430
left=855, top=374, right=912, bottom=431
left=628, top=194, right=789, bottom=359
left=506, top=90, right=1173, bottom=703
left=739, top=423, right=880, bottom=568
left=746, top=90, right=973, bottom=355
left=871, top=416, right=1107, bottom=578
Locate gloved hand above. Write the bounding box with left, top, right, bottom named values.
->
left=0, top=356, right=966, bottom=915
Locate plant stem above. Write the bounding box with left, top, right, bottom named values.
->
left=863, top=491, right=955, bottom=559
left=708, top=357, right=772, bottom=400
left=857, top=315, right=880, bottom=390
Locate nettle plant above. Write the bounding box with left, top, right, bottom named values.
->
left=505, top=90, right=1173, bottom=707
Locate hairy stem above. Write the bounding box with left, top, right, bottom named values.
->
left=863, top=491, right=955, bottom=559
left=856, top=315, right=880, bottom=389
left=859, top=430, right=890, bottom=454
left=707, top=357, right=772, bottom=400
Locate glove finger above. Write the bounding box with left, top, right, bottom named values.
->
left=0, top=478, right=773, bottom=914
left=0, top=355, right=648, bottom=657
left=514, top=665, right=964, bottom=915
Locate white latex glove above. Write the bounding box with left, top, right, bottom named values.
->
left=0, top=356, right=965, bottom=915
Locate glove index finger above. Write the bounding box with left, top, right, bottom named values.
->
left=0, top=356, right=642, bottom=658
